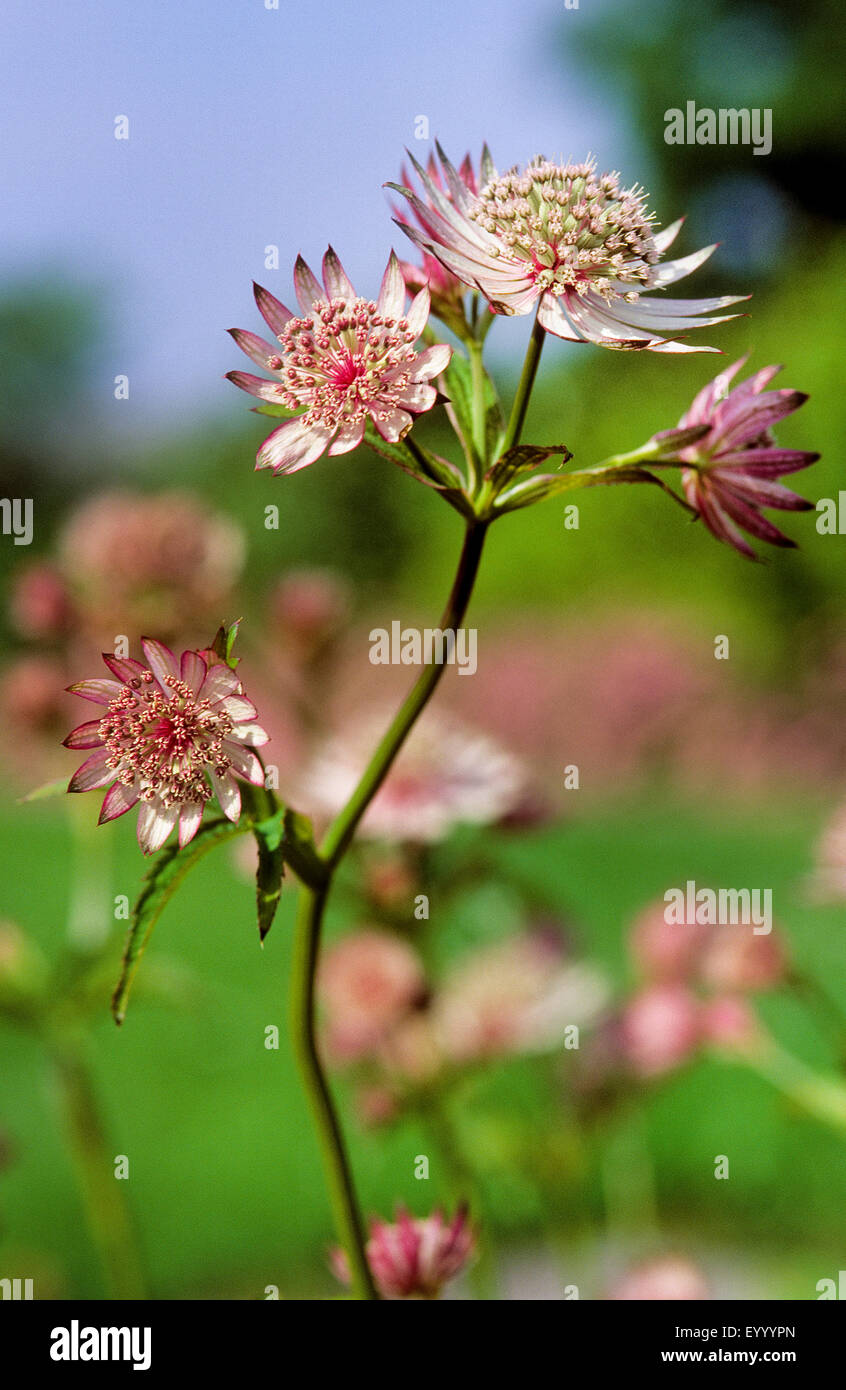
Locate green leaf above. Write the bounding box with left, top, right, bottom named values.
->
left=252, top=812, right=286, bottom=943
left=111, top=816, right=247, bottom=1024
left=252, top=402, right=297, bottom=419
left=210, top=619, right=242, bottom=670
left=362, top=422, right=419, bottom=471
left=486, top=442, right=572, bottom=492
left=20, top=776, right=67, bottom=803
left=441, top=350, right=504, bottom=466
left=494, top=464, right=695, bottom=515
left=249, top=804, right=327, bottom=939
left=363, top=422, right=473, bottom=516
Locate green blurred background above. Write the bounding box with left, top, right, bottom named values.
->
left=2, top=0, right=846, bottom=1299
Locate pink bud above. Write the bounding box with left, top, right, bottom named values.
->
left=701, top=995, right=762, bottom=1054
left=629, top=899, right=710, bottom=983
left=621, top=984, right=701, bottom=1077
left=699, top=927, right=786, bottom=993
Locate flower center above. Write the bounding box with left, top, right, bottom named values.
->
left=98, top=670, right=233, bottom=807
left=468, top=158, right=659, bottom=302
left=264, top=297, right=419, bottom=428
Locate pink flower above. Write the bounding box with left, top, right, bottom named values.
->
left=391, top=146, right=745, bottom=351
left=610, top=1255, right=710, bottom=1300
left=227, top=248, right=451, bottom=474
left=628, top=898, right=786, bottom=993
left=433, top=932, right=608, bottom=1063
left=701, top=995, right=762, bottom=1054
left=620, top=984, right=702, bottom=1077
left=9, top=563, right=74, bottom=639
left=676, top=358, right=818, bottom=558
left=64, top=640, right=269, bottom=854
left=629, top=899, right=711, bottom=983
left=301, top=710, right=529, bottom=844
left=318, top=929, right=426, bottom=1062
left=269, top=568, right=349, bottom=662
left=58, top=491, right=244, bottom=639
left=699, top=927, right=786, bottom=994
left=392, top=150, right=483, bottom=325
left=331, top=1206, right=474, bottom=1299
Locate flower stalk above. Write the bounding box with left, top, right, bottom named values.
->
left=289, top=518, right=488, bottom=1298
left=501, top=309, right=546, bottom=456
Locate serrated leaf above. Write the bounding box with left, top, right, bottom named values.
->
left=111, top=816, right=247, bottom=1024
left=486, top=442, right=571, bottom=491
left=252, top=811, right=286, bottom=943
left=363, top=422, right=473, bottom=514
left=363, top=422, right=418, bottom=470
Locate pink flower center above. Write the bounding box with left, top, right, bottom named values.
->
left=99, top=670, right=233, bottom=808
left=263, top=296, right=420, bottom=429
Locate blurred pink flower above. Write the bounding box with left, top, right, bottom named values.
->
left=620, top=984, right=702, bottom=1078
left=610, top=1255, right=710, bottom=1300
left=628, top=897, right=786, bottom=994
left=810, top=801, right=846, bottom=901
left=701, top=995, right=763, bottom=1054
left=700, top=927, right=786, bottom=994
left=319, top=929, right=426, bottom=1062
left=301, top=710, right=529, bottom=843
left=629, top=899, right=711, bottom=983
left=676, top=358, right=817, bottom=558
left=331, top=1205, right=474, bottom=1299
left=58, top=490, right=244, bottom=639
left=65, top=640, right=268, bottom=854
left=227, top=248, right=450, bottom=473
left=377, top=1011, right=444, bottom=1086
left=9, top=563, right=74, bottom=640
left=269, top=568, right=349, bottom=661
left=1, top=655, right=68, bottom=736
left=392, top=146, right=743, bottom=349
left=432, top=932, right=609, bottom=1064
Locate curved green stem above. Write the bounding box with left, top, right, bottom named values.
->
left=502, top=308, right=545, bottom=454
left=468, top=340, right=487, bottom=474
left=290, top=886, right=377, bottom=1299
left=321, top=521, right=488, bottom=866
left=290, top=519, right=489, bottom=1299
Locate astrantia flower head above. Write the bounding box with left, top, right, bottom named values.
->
left=227, top=248, right=451, bottom=474
left=64, top=640, right=269, bottom=854
left=300, top=709, right=529, bottom=843
left=676, top=358, right=818, bottom=558
left=391, top=145, right=746, bottom=351
left=331, top=1205, right=474, bottom=1299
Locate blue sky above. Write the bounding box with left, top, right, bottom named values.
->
left=1, top=0, right=636, bottom=433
